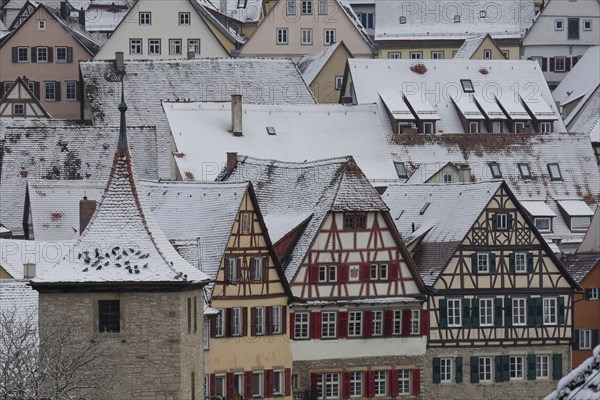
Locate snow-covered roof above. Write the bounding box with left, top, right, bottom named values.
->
left=297, top=42, right=349, bottom=85
left=0, top=280, right=38, bottom=327
left=521, top=201, right=557, bottom=217
left=453, top=35, right=487, bottom=59
left=452, top=94, right=485, bottom=120
left=84, top=2, right=129, bottom=32
left=561, top=252, right=600, bottom=284
left=0, top=121, right=158, bottom=237
left=379, top=92, right=414, bottom=120
left=0, top=239, right=76, bottom=279
left=293, top=296, right=421, bottom=307
left=557, top=200, right=595, bottom=216
left=348, top=59, right=565, bottom=133
left=223, top=155, right=388, bottom=282
left=571, top=91, right=600, bottom=143
left=383, top=181, right=502, bottom=285
left=201, top=0, right=263, bottom=23
left=521, top=93, right=558, bottom=120
left=546, top=345, right=600, bottom=400
left=375, top=0, right=534, bottom=42
left=165, top=101, right=398, bottom=181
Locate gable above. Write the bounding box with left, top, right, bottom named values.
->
left=471, top=35, right=505, bottom=59
left=0, top=77, right=50, bottom=118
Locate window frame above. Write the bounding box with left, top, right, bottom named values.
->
left=344, top=213, right=367, bottom=230
left=56, top=46, right=68, bottom=63
left=231, top=307, right=242, bottom=336
left=335, top=76, right=343, bottom=90
left=324, top=28, right=336, bottom=45
left=589, top=288, right=600, bottom=300
left=547, top=163, right=562, bottom=180
left=461, top=79, right=475, bottom=93
left=129, top=38, right=142, bottom=55
left=215, top=374, right=226, bottom=398
left=321, top=311, right=337, bottom=339
left=423, top=121, right=434, bottom=134
left=512, top=298, right=526, bottom=326
left=272, top=305, right=282, bottom=334
left=372, top=310, right=383, bottom=336
left=489, top=162, right=502, bottom=178
left=65, top=80, right=77, bottom=102
left=295, top=312, right=310, bottom=339
left=318, top=0, right=328, bottom=15
left=479, top=298, right=494, bottom=327
left=583, top=19, right=592, bottom=31
left=44, top=81, right=56, bottom=101
left=301, top=28, right=313, bottom=45
left=17, top=46, right=28, bottom=62
left=580, top=329, right=593, bottom=349
left=251, top=257, right=263, bottom=281
left=98, top=299, right=121, bottom=333
left=38, top=19, right=45, bottom=30
left=255, top=306, right=265, bottom=335
left=318, top=373, right=340, bottom=399
left=36, top=47, right=49, bottom=63
left=373, top=370, right=387, bottom=397
left=388, top=52, right=401, bottom=59
left=443, top=173, right=453, bottom=183
left=536, top=355, right=550, bottom=379
left=215, top=309, right=224, bottom=337
left=534, top=217, right=552, bottom=232
left=509, top=356, right=524, bottom=380
left=431, top=51, right=444, bottom=59
left=169, top=38, right=182, bottom=55
left=234, top=372, right=245, bottom=397
left=398, top=369, right=411, bottom=394
left=409, top=51, right=423, bottom=59
left=440, top=358, right=453, bottom=382
left=410, top=309, right=420, bottom=335
left=469, top=121, right=479, bottom=133
left=393, top=310, right=402, bottom=335
left=483, top=49, right=492, bottom=60
left=447, top=299, right=462, bottom=327
left=187, top=39, right=201, bottom=54
left=496, top=213, right=508, bottom=230
left=543, top=298, right=557, bottom=325
left=148, top=39, right=161, bottom=55
left=179, top=12, right=190, bottom=25
left=252, top=371, right=264, bottom=398
left=394, top=162, right=408, bottom=178
left=555, top=56, right=566, bottom=72
left=514, top=252, right=527, bottom=273
left=349, top=371, right=363, bottom=397
left=226, top=257, right=239, bottom=282
left=348, top=311, right=363, bottom=337
left=477, top=253, right=490, bottom=274
left=286, top=0, right=296, bottom=15
left=518, top=163, right=531, bottom=180
left=276, top=28, right=289, bottom=45
left=554, top=19, right=564, bottom=30
left=139, top=12, right=151, bottom=25
left=540, top=122, right=552, bottom=133
left=479, top=356, right=493, bottom=382
left=301, top=0, right=312, bottom=15
left=12, top=103, right=24, bottom=115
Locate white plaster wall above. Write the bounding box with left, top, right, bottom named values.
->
left=291, top=336, right=426, bottom=360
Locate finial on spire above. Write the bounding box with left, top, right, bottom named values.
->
left=117, top=79, right=128, bottom=154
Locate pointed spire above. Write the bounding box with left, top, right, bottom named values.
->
left=117, top=80, right=128, bottom=154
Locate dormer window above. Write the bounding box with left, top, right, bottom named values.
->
left=518, top=163, right=531, bottom=180
left=394, top=162, right=408, bottom=179
left=423, top=122, right=434, bottom=134
left=460, top=79, right=474, bottom=93
left=469, top=121, right=479, bottom=133
left=534, top=217, right=552, bottom=232
left=454, top=15, right=460, bottom=23
left=547, top=163, right=562, bottom=180
left=399, top=16, right=406, bottom=24
left=489, top=163, right=502, bottom=178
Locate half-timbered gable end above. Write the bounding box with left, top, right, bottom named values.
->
left=0, top=76, right=50, bottom=118
left=384, top=181, right=580, bottom=400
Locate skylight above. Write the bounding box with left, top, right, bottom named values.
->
left=489, top=162, right=502, bottom=179
left=266, top=126, right=276, bottom=135
left=399, top=16, right=406, bottom=24
left=454, top=15, right=461, bottom=23
left=518, top=163, right=531, bottom=180
left=547, top=163, right=562, bottom=181
left=461, top=79, right=474, bottom=93
left=394, top=162, right=408, bottom=179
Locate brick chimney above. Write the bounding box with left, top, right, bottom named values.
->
left=231, top=95, right=243, bottom=136
left=79, top=196, right=97, bottom=235
left=458, top=164, right=472, bottom=183
left=226, top=152, right=238, bottom=175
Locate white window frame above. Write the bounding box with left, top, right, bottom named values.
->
left=580, top=329, right=593, bottom=349
left=203, top=319, right=210, bottom=349
left=536, top=355, right=550, bottom=379
left=188, top=39, right=201, bottom=54
left=534, top=217, right=551, bottom=232
left=440, top=358, right=453, bottom=382
left=322, top=311, right=337, bottom=338
left=215, top=374, right=226, bottom=398
left=509, top=356, right=524, bottom=380
left=447, top=299, right=462, bottom=327
left=234, top=372, right=245, bottom=397
left=489, top=163, right=502, bottom=178
left=393, top=310, right=402, bottom=335
left=477, top=253, right=490, bottom=273
left=179, top=12, right=190, bottom=25
left=443, top=173, right=453, bottom=183
left=540, top=122, right=552, bottom=133
left=324, top=29, right=336, bottom=45
left=319, top=265, right=327, bottom=282
left=56, top=46, right=67, bottom=63
left=410, top=51, right=423, bottom=59
left=295, top=312, right=310, bottom=339
left=583, top=19, right=592, bottom=30
left=335, top=76, right=343, bottom=90
left=589, top=288, right=600, bottom=300
left=479, top=356, right=492, bottom=382
left=370, top=264, right=378, bottom=281
left=479, top=298, right=494, bottom=326
left=492, top=121, right=502, bottom=133
left=37, top=47, right=48, bottom=63
left=410, top=309, right=420, bottom=335
left=548, top=163, right=562, bottom=180
left=398, top=370, right=411, bottom=394
left=483, top=49, right=492, bottom=59
left=216, top=309, right=224, bottom=337
left=317, top=373, right=340, bottom=399
left=38, top=20, right=45, bottom=30
left=253, top=371, right=263, bottom=398
left=12, top=103, right=24, bottom=115
left=227, top=257, right=238, bottom=282
left=273, top=370, right=284, bottom=396
left=129, top=39, right=142, bottom=55
left=301, top=28, right=313, bottom=45
left=149, top=39, right=161, bottom=55
left=372, top=310, right=383, bottom=336
left=241, top=211, right=251, bottom=234
left=276, top=28, right=289, bottom=44
left=328, top=265, right=337, bottom=282
left=388, top=52, right=401, bottom=59
left=17, top=46, right=28, bottom=62
left=431, top=51, right=444, bottom=59
left=380, top=264, right=388, bottom=280
left=286, top=0, right=296, bottom=15
left=256, top=306, right=265, bottom=335
left=169, top=39, right=182, bottom=55
left=423, top=121, right=434, bottom=134
left=373, top=370, right=387, bottom=397
left=512, top=298, right=526, bottom=326
left=496, top=213, right=508, bottom=230
left=469, top=121, right=479, bottom=133
left=543, top=298, right=557, bottom=325
left=554, top=19, right=564, bottom=30
left=301, top=0, right=312, bottom=15
left=272, top=305, right=282, bottom=334
left=139, top=12, right=151, bottom=25
left=65, top=81, right=77, bottom=102
left=555, top=56, right=566, bottom=72
left=515, top=252, right=527, bottom=273
left=518, top=163, right=531, bottom=179
left=44, top=81, right=56, bottom=101
left=319, top=0, right=328, bottom=15
left=348, top=311, right=362, bottom=337
left=349, top=371, right=362, bottom=397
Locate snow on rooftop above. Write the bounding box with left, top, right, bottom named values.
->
left=452, top=94, right=485, bottom=119
left=571, top=92, right=600, bottom=142
left=297, top=42, right=344, bottom=85
left=263, top=213, right=313, bottom=245
left=557, top=200, right=595, bottom=216
left=379, top=91, right=414, bottom=120
left=404, top=93, right=440, bottom=120
left=521, top=94, right=557, bottom=120
left=546, top=345, right=600, bottom=400
left=521, top=201, right=557, bottom=217
left=0, top=239, right=75, bottom=279
left=495, top=92, right=530, bottom=119
left=0, top=280, right=38, bottom=329
left=474, top=94, right=507, bottom=120
left=453, top=35, right=487, bottom=59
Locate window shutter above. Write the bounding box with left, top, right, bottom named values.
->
left=281, top=306, right=287, bottom=335
left=245, top=371, right=253, bottom=400
left=366, top=370, right=375, bottom=398
left=308, top=265, right=319, bottom=283
left=210, top=373, right=216, bottom=396
left=504, top=298, right=512, bottom=327
left=360, top=263, right=370, bottom=281
left=470, top=356, right=479, bottom=383
left=225, top=308, right=232, bottom=337
left=364, top=310, right=373, bottom=338
left=421, top=309, right=430, bottom=336
left=565, top=57, right=571, bottom=71
left=573, top=330, right=580, bottom=350
left=558, top=297, right=565, bottom=325
left=542, top=57, right=548, bottom=71
left=527, top=253, right=535, bottom=273
left=552, top=354, right=563, bottom=380
left=265, top=369, right=273, bottom=398
left=284, top=368, right=291, bottom=397
left=492, top=213, right=498, bottom=230
left=339, top=263, right=349, bottom=283
left=237, top=257, right=242, bottom=281
left=289, top=312, right=294, bottom=340
left=489, top=253, right=496, bottom=274
left=48, top=47, right=53, bottom=62
left=432, top=358, right=441, bottom=384
left=402, top=309, right=411, bottom=336
left=389, top=369, right=398, bottom=397
left=494, top=356, right=503, bottom=382
left=501, top=355, right=510, bottom=382
left=210, top=316, right=217, bottom=338
left=462, top=299, right=471, bottom=327
left=389, top=261, right=399, bottom=280
left=439, top=299, right=448, bottom=328
left=251, top=307, right=257, bottom=336
left=242, top=307, right=248, bottom=336
left=507, top=213, right=513, bottom=229
left=592, top=330, right=599, bottom=348
left=312, top=312, right=322, bottom=339
left=338, top=311, right=348, bottom=338
left=67, top=47, right=73, bottom=63
left=31, top=47, right=37, bottom=62
left=495, top=298, right=503, bottom=326
left=527, top=354, right=536, bottom=380
left=455, top=357, right=463, bottom=383
left=412, top=369, right=421, bottom=396
left=471, top=253, right=478, bottom=275
left=33, top=81, right=40, bottom=99
left=584, top=289, right=592, bottom=300
left=55, top=81, right=61, bottom=101
left=549, top=57, right=555, bottom=71
left=262, top=256, right=268, bottom=283
left=266, top=306, right=273, bottom=335
left=471, top=299, right=479, bottom=328
left=12, top=47, right=18, bottom=63
left=535, top=298, right=543, bottom=326
left=572, top=56, right=579, bottom=67
left=227, top=372, right=235, bottom=400
left=509, top=253, right=515, bottom=273
left=384, top=309, right=394, bottom=337
left=310, top=373, right=318, bottom=392
left=527, top=298, right=536, bottom=326
left=342, top=372, right=351, bottom=399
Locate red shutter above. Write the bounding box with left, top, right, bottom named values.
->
left=412, top=369, right=421, bottom=396
left=237, top=257, right=242, bottom=281
left=225, top=308, right=232, bottom=337
left=289, top=312, right=295, bottom=340
left=263, top=256, right=269, bottom=283
left=284, top=368, right=292, bottom=396
left=251, top=307, right=257, bottom=336
left=339, top=264, right=349, bottom=283
left=389, top=262, right=399, bottom=281
left=342, top=372, right=351, bottom=399
left=281, top=306, right=287, bottom=335
left=310, top=373, right=318, bottom=392
left=242, top=307, right=248, bottom=336
left=390, top=369, right=399, bottom=397
left=312, top=312, right=322, bottom=339
left=210, top=315, right=217, bottom=338
left=384, top=310, right=394, bottom=337
left=402, top=309, right=411, bottom=336
left=265, top=369, right=273, bottom=398
left=338, top=311, right=348, bottom=338
left=366, top=371, right=375, bottom=398
left=421, top=309, right=430, bottom=336
left=309, top=265, right=319, bottom=283
left=364, top=311, right=373, bottom=338
left=549, top=57, right=555, bottom=71
left=360, top=263, right=370, bottom=281
left=210, top=373, right=216, bottom=397
left=245, top=371, right=253, bottom=400
left=266, top=306, right=273, bottom=335
left=227, top=372, right=235, bottom=400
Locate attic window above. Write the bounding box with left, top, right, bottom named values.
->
left=518, top=163, right=531, bottom=180
left=460, top=79, right=474, bottom=93
left=547, top=163, right=562, bottom=181
left=489, top=162, right=502, bottom=179
left=419, top=202, right=430, bottom=215
left=454, top=15, right=461, bottom=23
left=237, top=0, right=248, bottom=8
left=394, top=162, right=408, bottom=179
left=266, top=126, right=276, bottom=135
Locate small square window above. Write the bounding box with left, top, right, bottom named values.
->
left=13, top=103, right=24, bottom=115
left=547, top=163, right=562, bottom=180
left=277, top=28, right=288, bottom=44
left=38, top=20, right=45, bottom=30
left=237, top=0, right=248, bottom=7
left=431, top=51, right=444, bottom=59
left=139, top=12, right=151, bottom=25
left=394, top=162, right=408, bottom=178
left=555, top=19, right=564, bottom=30
left=555, top=57, right=566, bottom=72
left=515, top=122, right=525, bottom=133
left=56, top=47, right=68, bottom=62
left=461, top=79, right=474, bottom=93
left=98, top=300, right=120, bottom=333
left=443, top=173, right=453, bottom=183
left=583, top=20, right=592, bottom=30
left=179, top=12, right=190, bottom=25
left=489, top=162, right=502, bottom=178
left=518, top=163, right=531, bottom=179
left=388, top=52, right=401, bottom=59
left=534, top=217, right=551, bottom=232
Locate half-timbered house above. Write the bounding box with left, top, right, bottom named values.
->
left=0, top=76, right=50, bottom=118
left=383, top=181, right=580, bottom=400
left=222, top=154, right=428, bottom=399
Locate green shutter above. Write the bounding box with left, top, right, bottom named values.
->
left=433, top=358, right=441, bottom=384
left=504, top=297, right=513, bottom=327
left=489, top=253, right=496, bottom=274
left=558, top=297, right=565, bottom=325
left=535, top=298, right=543, bottom=326
left=509, top=253, right=515, bottom=274
left=492, top=213, right=498, bottom=231
left=527, top=298, right=536, bottom=326
left=470, top=356, right=479, bottom=383
left=527, top=253, right=534, bottom=273
left=502, top=355, right=510, bottom=382
left=471, top=253, right=478, bottom=275
left=494, top=356, right=503, bottom=382
left=573, top=330, right=580, bottom=350
left=592, top=330, right=599, bottom=348
left=31, top=47, right=37, bottom=62
left=471, top=299, right=479, bottom=327
left=455, top=357, right=463, bottom=383
left=508, top=213, right=514, bottom=229
left=552, top=354, right=563, bottom=380
left=527, top=354, right=536, bottom=380
left=67, top=47, right=73, bottom=63
left=439, top=299, right=448, bottom=328
left=462, top=299, right=471, bottom=327
left=55, top=81, right=61, bottom=101
left=495, top=298, right=503, bottom=327
left=48, top=47, right=53, bottom=62
left=12, top=47, right=18, bottom=63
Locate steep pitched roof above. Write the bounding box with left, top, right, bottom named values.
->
left=0, top=280, right=38, bottom=325
left=32, top=88, right=208, bottom=285
left=200, top=0, right=263, bottom=24
left=222, top=155, right=388, bottom=281
left=578, top=206, right=600, bottom=253
left=297, top=41, right=353, bottom=85
left=453, top=34, right=502, bottom=59
left=0, top=76, right=51, bottom=118
left=165, top=101, right=397, bottom=181
left=375, top=0, right=534, bottom=42
left=546, top=344, right=600, bottom=400
left=0, top=238, right=76, bottom=279
left=561, top=252, right=600, bottom=283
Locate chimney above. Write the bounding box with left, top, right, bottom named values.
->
left=458, top=164, right=472, bottom=182
left=60, top=2, right=69, bottom=19
left=231, top=95, right=243, bottom=136
left=23, top=263, right=36, bottom=279
left=220, top=0, right=227, bottom=13
left=226, top=152, right=238, bottom=175
left=78, top=8, right=86, bottom=28
left=80, top=197, right=97, bottom=235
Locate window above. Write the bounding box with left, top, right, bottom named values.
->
left=454, top=14, right=460, bottom=23
left=388, top=52, right=401, bottom=59
left=317, top=373, right=340, bottom=399
left=286, top=0, right=296, bottom=15
left=301, top=0, right=312, bottom=14
left=588, top=288, right=600, bottom=300
left=188, top=39, right=200, bottom=54
left=335, top=76, right=343, bottom=90
left=512, top=298, right=526, bottom=326
left=394, top=162, right=408, bottom=178
left=215, top=375, right=226, bottom=398
left=328, top=265, right=337, bottom=282
left=251, top=257, right=263, bottom=281
left=489, top=162, right=502, bottom=178
left=273, top=370, right=284, bottom=396
left=496, top=213, right=508, bottom=230
left=17, top=46, right=28, bottom=62
left=358, top=12, right=374, bottom=29
left=555, top=57, right=566, bottom=72
left=543, top=298, right=557, bottom=325
left=502, top=51, right=509, bottom=59
left=547, top=163, right=562, bottom=180
left=348, top=311, right=362, bottom=336
left=349, top=371, right=362, bottom=397
left=345, top=213, right=366, bottom=230
left=374, top=371, right=387, bottom=397
left=410, top=52, right=422, bottom=59
left=277, top=28, right=288, bottom=44
left=579, top=330, right=592, bottom=349
left=372, top=310, right=383, bottom=336
left=370, top=264, right=378, bottom=281
left=461, top=79, right=474, bottom=93
left=440, top=358, right=453, bottom=382
left=469, top=121, right=479, bottom=133
left=203, top=319, right=210, bottom=349
left=231, top=307, right=241, bottom=336
left=540, top=122, right=552, bottom=133
left=253, top=372, right=263, bottom=398
left=568, top=18, right=580, bottom=39
left=149, top=39, right=161, bottom=55
left=301, top=28, right=313, bottom=45
left=272, top=305, right=282, bottom=334
left=255, top=306, right=264, bottom=335
left=27, top=81, right=36, bottom=97
left=322, top=312, right=337, bottom=338
left=492, top=121, right=502, bottom=133
left=295, top=312, right=310, bottom=339
left=226, top=257, right=239, bottom=282
left=66, top=81, right=77, bottom=101
left=139, top=12, right=151, bottom=25
left=536, top=355, right=550, bottom=379
left=479, top=299, right=494, bottom=326
left=393, top=310, right=402, bottom=335
left=319, top=0, right=328, bottom=15
left=179, top=12, right=190, bottom=25
left=319, top=265, right=337, bottom=283
left=398, top=370, right=411, bottom=394
left=216, top=309, right=224, bottom=337
left=447, top=299, right=462, bottom=327
left=479, top=357, right=492, bottom=381
left=518, top=163, right=531, bottom=179
left=477, top=253, right=489, bottom=273
left=410, top=309, right=420, bottom=334
left=3, top=81, right=12, bottom=94
left=234, top=373, right=244, bottom=397
left=515, top=122, right=525, bottom=133
left=319, top=266, right=327, bottom=282
left=237, top=0, right=248, bottom=7
left=130, top=39, right=142, bottom=55
left=432, top=51, right=444, bottom=59
left=324, top=29, right=336, bottom=45
left=483, top=49, right=492, bottom=59
left=241, top=212, right=251, bottom=234
left=98, top=300, right=120, bottom=333
left=583, top=20, right=592, bottom=30
left=423, top=122, right=434, bottom=134
left=169, top=39, right=182, bottom=55
left=38, top=20, right=45, bottom=30
left=514, top=253, right=527, bottom=273
left=443, top=173, right=453, bottom=183
left=56, top=47, right=67, bottom=62
left=555, top=19, right=564, bottom=30
left=13, top=103, right=24, bottom=115
left=44, top=81, right=56, bottom=101
left=37, top=47, right=48, bottom=62
left=399, top=16, right=407, bottom=24
left=510, top=356, right=524, bottom=380
left=535, top=217, right=551, bottom=232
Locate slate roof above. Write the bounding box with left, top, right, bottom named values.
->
left=390, top=133, right=600, bottom=244
left=0, top=120, right=159, bottom=237
left=382, top=181, right=502, bottom=285
left=347, top=58, right=566, bottom=133
left=0, top=238, right=76, bottom=279
left=546, top=345, right=600, bottom=400
left=571, top=92, right=600, bottom=142
left=561, top=252, right=600, bottom=283
left=165, top=101, right=397, bottom=181
left=375, top=0, right=535, bottom=42
left=453, top=35, right=487, bottom=59
left=222, top=155, right=388, bottom=282
left=0, top=280, right=38, bottom=326
left=297, top=42, right=351, bottom=85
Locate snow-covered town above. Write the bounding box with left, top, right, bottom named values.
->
left=0, top=0, right=598, bottom=399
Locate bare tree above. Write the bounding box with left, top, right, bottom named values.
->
left=0, top=309, right=117, bottom=400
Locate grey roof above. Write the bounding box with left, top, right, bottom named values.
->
left=297, top=42, right=346, bottom=85
left=383, top=181, right=502, bottom=285
left=223, top=155, right=388, bottom=282
left=453, top=35, right=487, bottom=59
left=561, top=252, right=600, bottom=283
left=0, top=120, right=158, bottom=237
left=0, top=280, right=38, bottom=327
